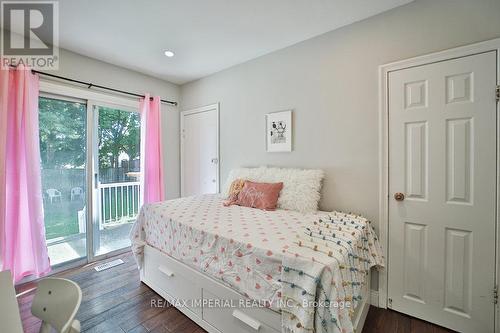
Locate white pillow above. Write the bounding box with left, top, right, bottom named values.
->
left=222, top=166, right=268, bottom=196
left=223, top=167, right=324, bottom=213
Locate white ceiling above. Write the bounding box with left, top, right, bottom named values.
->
left=56, top=0, right=413, bottom=84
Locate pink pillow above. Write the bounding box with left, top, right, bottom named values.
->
left=234, top=181, right=283, bottom=210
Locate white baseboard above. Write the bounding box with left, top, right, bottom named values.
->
left=370, top=290, right=379, bottom=307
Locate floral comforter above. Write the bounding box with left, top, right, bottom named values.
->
left=130, top=194, right=384, bottom=333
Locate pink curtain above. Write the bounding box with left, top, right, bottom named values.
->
left=140, top=94, right=165, bottom=204
left=0, top=65, right=51, bottom=282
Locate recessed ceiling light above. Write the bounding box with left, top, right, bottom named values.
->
left=164, top=50, right=174, bottom=57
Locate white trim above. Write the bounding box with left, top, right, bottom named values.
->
left=353, top=271, right=371, bottom=333
left=86, top=100, right=96, bottom=262
left=378, top=37, right=500, bottom=323
left=354, top=298, right=370, bottom=333
left=180, top=103, right=220, bottom=197
left=40, top=91, right=85, bottom=104
left=370, top=290, right=379, bottom=308
left=181, top=103, right=219, bottom=116
left=39, top=79, right=139, bottom=109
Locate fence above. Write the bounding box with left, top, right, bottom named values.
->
left=98, top=181, right=141, bottom=229
left=42, top=166, right=139, bottom=196
left=42, top=169, right=85, bottom=200
left=42, top=168, right=141, bottom=229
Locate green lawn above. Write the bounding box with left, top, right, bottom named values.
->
left=44, top=189, right=139, bottom=240
left=44, top=200, right=83, bottom=240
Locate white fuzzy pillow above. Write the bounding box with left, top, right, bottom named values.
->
left=222, top=166, right=268, bottom=196
left=222, top=167, right=324, bottom=213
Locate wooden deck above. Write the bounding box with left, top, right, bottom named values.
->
left=17, top=251, right=455, bottom=333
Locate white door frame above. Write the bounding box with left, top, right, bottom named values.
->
left=180, top=103, right=220, bottom=197
left=378, top=37, right=500, bottom=323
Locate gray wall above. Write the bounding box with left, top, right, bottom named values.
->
left=180, top=0, right=500, bottom=228
left=52, top=49, right=181, bottom=199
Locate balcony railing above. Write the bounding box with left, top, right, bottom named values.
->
left=99, top=181, right=141, bottom=229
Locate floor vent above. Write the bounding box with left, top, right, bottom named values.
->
left=94, top=259, right=124, bottom=272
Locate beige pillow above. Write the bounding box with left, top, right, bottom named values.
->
left=223, top=178, right=246, bottom=206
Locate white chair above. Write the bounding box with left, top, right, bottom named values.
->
left=46, top=189, right=62, bottom=204
left=70, top=187, right=84, bottom=201
left=31, top=278, right=82, bottom=333
left=0, top=271, right=24, bottom=333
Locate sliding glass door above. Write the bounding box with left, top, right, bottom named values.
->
left=38, top=94, right=141, bottom=268
left=92, top=103, right=141, bottom=257
left=39, top=96, right=88, bottom=266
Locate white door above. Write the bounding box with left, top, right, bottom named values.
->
left=181, top=104, right=219, bottom=197
left=387, top=51, right=497, bottom=333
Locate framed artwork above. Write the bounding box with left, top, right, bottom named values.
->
left=266, top=110, right=292, bottom=152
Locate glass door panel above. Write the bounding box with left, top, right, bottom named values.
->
left=93, top=104, right=141, bottom=257
left=39, top=96, right=87, bottom=266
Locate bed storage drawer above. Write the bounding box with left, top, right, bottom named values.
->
left=143, top=246, right=201, bottom=315
left=202, top=289, right=281, bottom=333
left=141, top=245, right=282, bottom=333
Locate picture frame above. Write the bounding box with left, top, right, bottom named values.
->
left=266, top=110, right=292, bottom=152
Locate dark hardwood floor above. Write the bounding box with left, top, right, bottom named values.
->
left=17, top=252, right=456, bottom=333
left=362, top=306, right=455, bottom=333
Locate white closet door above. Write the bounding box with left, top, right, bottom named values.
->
left=181, top=104, right=219, bottom=197
left=388, top=51, right=497, bottom=333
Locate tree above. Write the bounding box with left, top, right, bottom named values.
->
left=98, top=107, right=141, bottom=172
left=39, top=97, right=86, bottom=168
left=38, top=98, right=141, bottom=179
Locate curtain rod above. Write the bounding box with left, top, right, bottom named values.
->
left=33, top=70, right=178, bottom=106
left=8, top=65, right=178, bottom=106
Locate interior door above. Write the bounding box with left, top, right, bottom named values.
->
left=387, top=51, right=497, bottom=332
left=181, top=105, right=219, bottom=197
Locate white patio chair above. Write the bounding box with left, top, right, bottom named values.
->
left=46, top=189, right=62, bottom=203
left=31, top=278, right=82, bottom=333
left=70, top=187, right=84, bottom=201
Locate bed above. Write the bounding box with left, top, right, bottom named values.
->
left=131, top=194, right=384, bottom=333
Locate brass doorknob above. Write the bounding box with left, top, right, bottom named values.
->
left=394, top=192, right=405, bottom=201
